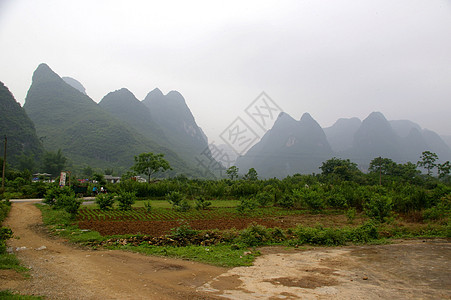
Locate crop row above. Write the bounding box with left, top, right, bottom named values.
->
left=77, top=207, right=239, bottom=221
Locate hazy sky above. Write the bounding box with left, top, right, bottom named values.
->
left=1, top=0, right=450, bottom=144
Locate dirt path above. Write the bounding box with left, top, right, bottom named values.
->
left=2, top=202, right=450, bottom=299
left=3, top=202, right=225, bottom=299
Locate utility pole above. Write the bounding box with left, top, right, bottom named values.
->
left=2, top=135, right=6, bottom=192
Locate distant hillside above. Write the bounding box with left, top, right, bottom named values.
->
left=23, top=64, right=196, bottom=175
left=442, top=135, right=451, bottom=149
left=329, top=113, right=451, bottom=169
left=99, top=88, right=166, bottom=144
left=348, top=112, right=402, bottom=167
left=0, top=81, right=43, bottom=168
left=324, top=117, right=361, bottom=152
left=236, top=112, right=333, bottom=178
left=142, top=88, right=212, bottom=166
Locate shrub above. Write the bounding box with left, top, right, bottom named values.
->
left=238, top=223, right=270, bottom=246
left=278, top=194, right=295, bottom=208
left=0, top=200, right=11, bottom=223
left=255, top=191, right=272, bottom=207
left=169, top=223, right=198, bottom=240
left=302, top=189, right=326, bottom=211
left=116, top=191, right=136, bottom=211
left=346, top=221, right=379, bottom=243
left=167, top=191, right=191, bottom=212
left=95, top=193, right=115, bottom=211
left=364, top=195, right=393, bottom=222
left=294, top=225, right=345, bottom=246
left=43, top=186, right=73, bottom=207
left=0, top=227, right=13, bottom=254
left=236, top=197, right=258, bottom=213
left=326, top=192, right=347, bottom=208
left=144, top=201, right=152, bottom=213
left=55, top=194, right=82, bottom=217
left=346, top=207, right=357, bottom=224
left=195, top=196, right=212, bottom=210
left=269, top=227, right=286, bottom=242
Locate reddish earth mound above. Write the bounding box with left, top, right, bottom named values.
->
left=77, top=218, right=286, bottom=236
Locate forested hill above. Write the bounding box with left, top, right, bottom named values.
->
left=0, top=81, right=43, bottom=168
left=23, top=63, right=200, bottom=176
left=142, top=88, right=212, bottom=166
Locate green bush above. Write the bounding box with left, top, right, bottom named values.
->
left=346, top=222, right=379, bottom=243
left=364, top=195, right=393, bottom=222
left=95, top=193, right=115, bottom=211
left=294, top=225, right=345, bottom=246
left=55, top=194, right=82, bottom=217
left=167, top=191, right=191, bottom=211
left=116, top=191, right=136, bottom=211
left=346, top=207, right=357, bottom=224
left=236, top=197, right=258, bottom=213
left=43, top=186, right=73, bottom=207
left=144, top=201, right=152, bottom=212
left=238, top=223, right=271, bottom=246
left=255, top=191, right=272, bottom=207
left=0, top=200, right=11, bottom=223
left=278, top=193, right=295, bottom=208
left=195, top=196, right=212, bottom=210
left=303, top=189, right=326, bottom=211
left=0, top=227, right=13, bottom=254
left=169, top=223, right=198, bottom=240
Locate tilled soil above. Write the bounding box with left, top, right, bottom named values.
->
left=3, top=202, right=451, bottom=299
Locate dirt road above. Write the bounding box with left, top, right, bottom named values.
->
left=3, top=202, right=225, bottom=299
left=2, top=202, right=450, bottom=299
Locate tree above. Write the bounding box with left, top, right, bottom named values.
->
left=319, top=157, right=360, bottom=181
left=131, top=152, right=171, bottom=183
left=369, top=157, right=397, bottom=175
left=42, top=149, right=67, bottom=177
left=417, top=151, right=438, bottom=176
left=244, top=168, right=258, bottom=181
left=226, top=166, right=239, bottom=180
left=438, top=161, right=451, bottom=179
left=369, top=157, right=397, bottom=185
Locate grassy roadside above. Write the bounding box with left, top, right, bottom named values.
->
left=0, top=290, right=44, bottom=299
left=37, top=202, right=449, bottom=268
left=0, top=200, right=28, bottom=273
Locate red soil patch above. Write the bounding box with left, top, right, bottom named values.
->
left=77, top=218, right=285, bottom=236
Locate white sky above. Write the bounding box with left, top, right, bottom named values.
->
left=1, top=0, right=451, bottom=142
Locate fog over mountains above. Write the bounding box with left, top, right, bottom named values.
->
left=1, top=63, right=450, bottom=178
left=237, top=111, right=451, bottom=178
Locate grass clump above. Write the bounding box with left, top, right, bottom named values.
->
left=0, top=291, right=44, bottom=299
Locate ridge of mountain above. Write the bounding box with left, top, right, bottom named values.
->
left=142, top=88, right=211, bottom=165
left=323, top=117, right=361, bottom=152
left=62, top=77, right=87, bottom=95
left=0, top=81, right=43, bottom=167
left=99, top=88, right=166, bottom=143
left=236, top=112, right=333, bottom=178
left=23, top=64, right=196, bottom=175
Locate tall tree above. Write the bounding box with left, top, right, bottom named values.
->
left=438, top=161, right=451, bottom=179
left=244, top=168, right=258, bottom=181
left=226, top=166, right=239, bottom=180
left=417, top=151, right=438, bottom=176
left=131, top=152, right=171, bottom=183
left=319, top=157, right=360, bottom=181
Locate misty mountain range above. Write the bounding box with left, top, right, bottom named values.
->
left=1, top=63, right=450, bottom=178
